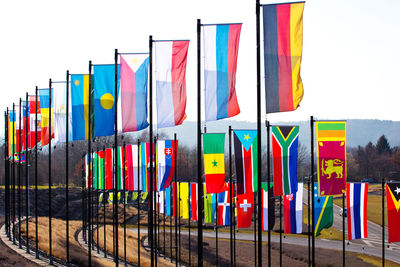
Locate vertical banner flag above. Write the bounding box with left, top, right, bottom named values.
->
left=314, top=183, right=333, bottom=236
left=140, top=143, right=155, bottom=192
left=191, top=183, right=198, bottom=221
left=125, top=144, right=138, bottom=191
left=22, top=101, right=29, bottom=152
left=154, top=40, right=189, bottom=128
left=263, top=2, right=305, bottom=113
left=203, top=23, right=241, bottom=121
left=237, top=193, right=253, bottom=228
left=204, top=183, right=216, bottom=223
left=38, top=89, right=54, bottom=146
left=15, top=105, right=22, bottom=155
left=386, top=182, right=400, bottom=243
left=93, top=65, right=120, bottom=137
left=203, top=133, right=226, bottom=193
left=105, top=148, right=113, bottom=190
left=272, top=126, right=299, bottom=196
left=261, top=182, right=275, bottom=231
left=217, top=189, right=231, bottom=226
left=29, top=95, right=41, bottom=148
left=120, top=54, right=149, bottom=132
left=98, top=150, right=105, bottom=190
left=92, top=152, right=98, bottom=189
left=316, top=121, right=347, bottom=196
left=54, top=83, right=72, bottom=143
left=180, top=182, right=190, bottom=219
left=71, top=74, right=93, bottom=141
left=165, top=186, right=172, bottom=216
left=172, top=182, right=179, bottom=216
left=85, top=154, right=91, bottom=188
left=157, top=140, right=177, bottom=191
left=234, top=130, right=258, bottom=195
left=8, top=111, right=16, bottom=156
left=156, top=191, right=165, bottom=214
left=117, top=146, right=124, bottom=190
left=284, top=182, right=303, bottom=234
left=346, top=183, right=368, bottom=240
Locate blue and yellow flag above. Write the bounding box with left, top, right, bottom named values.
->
left=38, top=89, right=54, bottom=146
left=71, top=74, right=93, bottom=140
left=93, top=65, right=120, bottom=137
left=314, top=183, right=333, bottom=236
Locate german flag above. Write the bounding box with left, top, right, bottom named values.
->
left=386, top=182, right=400, bottom=243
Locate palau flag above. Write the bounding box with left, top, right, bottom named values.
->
left=93, top=65, right=120, bottom=137
left=316, top=121, right=347, bottom=196
left=203, top=133, right=226, bottom=194
left=154, top=40, right=189, bottom=128
left=157, top=140, right=177, bottom=191
left=346, top=183, right=368, bottom=240
left=314, top=183, right=333, bottom=236
left=272, top=126, right=299, bottom=196
left=233, top=130, right=257, bottom=195
left=386, top=182, right=400, bottom=243
left=203, top=23, right=241, bottom=121
left=263, top=2, right=305, bottom=113
left=71, top=74, right=93, bottom=141
left=120, top=54, right=149, bottom=132
left=38, top=89, right=54, bottom=146
left=284, top=182, right=303, bottom=234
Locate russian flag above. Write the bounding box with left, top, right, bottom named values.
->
left=120, top=54, right=149, bottom=132
left=217, top=189, right=230, bottom=226
left=346, top=183, right=368, bottom=240
left=203, top=23, right=241, bottom=121
left=154, top=40, right=189, bottom=128
left=283, top=183, right=303, bottom=234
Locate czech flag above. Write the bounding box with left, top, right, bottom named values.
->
left=284, top=183, right=303, bottom=234
left=346, top=183, right=368, bottom=240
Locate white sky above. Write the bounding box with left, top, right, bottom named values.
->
left=1, top=0, right=399, bottom=140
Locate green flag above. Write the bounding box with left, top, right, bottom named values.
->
left=314, top=183, right=333, bottom=236
left=204, top=183, right=215, bottom=223
left=92, top=152, right=98, bottom=189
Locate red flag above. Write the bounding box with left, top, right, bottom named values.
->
left=29, top=96, right=41, bottom=148
left=172, top=182, right=179, bottom=217
left=237, top=193, right=253, bottom=228
left=105, top=148, right=113, bottom=190
left=191, top=183, right=198, bottom=221
left=386, top=182, right=400, bottom=243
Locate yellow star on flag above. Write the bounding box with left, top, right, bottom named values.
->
left=244, top=134, right=250, bottom=141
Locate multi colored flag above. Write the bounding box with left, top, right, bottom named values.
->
left=38, top=89, right=54, bottom=146
left=71, top=74, right=93, bottom=141
left=98, top=150, right=105, bottom=190
left=120, top=54, right=149, bottom=132
left=125, top=144, right=139, bottom=191
left=262, top=2, right=305, bottom=113
left=217, top=189, right=230, bottom=226
left=140, top=142, right=155, bottom=192
left=116, top=146, right=124, bottom=190
left=157, top=140, right=177, bottom=191
left=8, top=110, right=16, bottom=156
left=237, top=193, right=253, bottom=228
left=203, top=23, right=241, bottom=121
left=261, top=182, right=275, bottom=231
left=203, top=133, right=226, bottom=194
left=346, top=183, right=368, bottom=240
left=154, top=40, right=189, bottom=128
left=316, top=121, right=347, bottom=196
left=28, top=95, right=41, bottom=148
left=53, top=82, right=71, bottom=143
left=284, top=183, right=303, bottom=234
left=272, top=126, right=299, bottom=196
left=204, top=183, right=216, bottom=223
left=386, top=182, right=400, bottom=243
left=314, top=183, right=333, bottom=236
left=233, top=130, right=257, bottom=195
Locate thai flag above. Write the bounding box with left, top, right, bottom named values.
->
left=346, top=183, right=368, bottom=240
left=284, top=183, right=303, bottom=234
left=217, top=190, right=230, bottom=226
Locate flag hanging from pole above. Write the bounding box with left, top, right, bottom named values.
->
left=98, top=150, right=105, bottom=190
left=346, top=183, right=368, bottom=240
left=191, top=183, right=198, bottom=221
left=53, top=83, right=72, bottom=143
left=38, top=89, right=54, bottom=146
left=233, top=130, right=257, bottom=195
left=204, top=183, right=216, bottom=223
left=203, top=133, right=226, bottom=194
left=125, top=144, right=138, bottom=191
left=262, top=2, right=305, bottom=113
left=157, top=140, right=177, bottom=191
left=8, top=110, right=16, bottom=157
left=386, top=182, right=400, bottom=243
left=116, top=146, right=124, bottom=190
left=180, top=182, right=190, bottom=219
left=316, top=121, right=347, bottom=196
left=203, top=23, right=241, bottom=121
left=154, top=40, right=189, bottom=128
left=261, top=182, right=275, bottom=231
left=314, top=183, right=333, bottom=236
left=71, top=74, right=93, bottom=141
left=22, top=101, right=29, bottom=153
left=217, top=189, right=230, bottom=226
left=237, top=193, right=253, bottom=228
left=28, top=95, right=41, bottom=148
left=105, top=148, right=113, bottom=190
left=165, top=186, right=172, bottom=216
left=284, top=182, right=303, bottom=234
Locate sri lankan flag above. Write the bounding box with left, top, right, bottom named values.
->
left=386, top=182, right=400, bottom=243
left=272, top=126, right=299, bottom=196
left=316, top=121, right=346, bottom=196
left=203, top=133, right=226, bottom=194
left=314, top=183, right=333, bottom=236
left=262, top=2, right=305, bottom=113
left=233, top=130, right=257, bottom=195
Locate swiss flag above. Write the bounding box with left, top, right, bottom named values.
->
left=237, top=193, right=253, bottom=228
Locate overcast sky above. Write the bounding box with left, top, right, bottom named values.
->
left=1, top=0, right=399, bottom=140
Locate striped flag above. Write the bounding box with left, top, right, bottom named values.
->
left=92, top=152, right=98, bottom=189
left=190, top=183, right=198, bottom=221
left=234, top=130, right=257, bottom=195
left=386, top=182, right=400, bottom=243
left=125, top=144, right=139, bottom=191
left=217, top=189, right=230, bottom=226
left=105, top=148, right=113, bottom=190
left=28, top=96, right=41, bottom=148
left=38, top=89, right=54, bottom=146
left=346, top=183, right=368, bottom=240
left=154, top=40, right=189, bottom=128
left=203, top=133, right=226, bottom=193
left=180, top=182, right=190, bottom=219
left=203, top=23, right=241, bottom=121
left=116, top=147, right=124, bottom=190
left=157, top=140, right=177, bottom=191
left=204, top=183, right=217, bottom=223
left=261, top=182, right=275, bottom=231
left=272, top=126, right=299, bottom=196
left=284, top=183, right=303, bottom=234
left=98, top=150, right=105, bottom=190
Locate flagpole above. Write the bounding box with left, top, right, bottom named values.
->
left=123, top=142, right=127, bottom=266
left=25, top=92, right=30, bottom=253
left=170, top=183, right=172, bottom=263
left=197, top=18, right=204, bottom=267
left=96, top=147, right=100, bottom=255
left=87, top=60, right=93, bottom=266
left=4, top=109, right=10, bottom=239
left=137, top=140, right=140, bottom=266
left=34, top=88, right=39, bottom=258
left=163, top=188, right=166, bottom=259
left=154, top=136, right=159, bottom=265
left=215, top=195, right=219, bottom=267
left=103, top=146, right=107, bottom=259
left=18, top=97, right=22, bottom=249
left=279, top=195, right=282, bottom=267
left=82, top=157, right=85, bottom=244
left=342, top=192, right=345, bottom=267
left=12, top=103, right=16, bottom=246
left=307, top=175, right=311, bottom=267
left=253, top=192, right=256, bottom=267
left=174, top=133, right=178, bottom=267
left=234, top=179, right=236, bottom=267
left=64, top=70, right=70, bottom=266
left=310, top=115, right=315, bottom=267
left=188, top=194, right=191, bottom=266
left=178, top=182, right=181, bottom=265
left=48, top=80, right=53, bottom=265
left=229, top=125, right=233, bottom=267
left=382, top=175, right=385, bottom=267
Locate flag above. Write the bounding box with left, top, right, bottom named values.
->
left=203, top=133, right=226, bottom=193
left=92, top=152, right=98, bottom=189
left=386, top=182, right=400, bottom=243
left=237, top=193, right=253, bottom=228
left=93, top=65, right=120, bottom=137
left=8, top=110, right=16, bottom=156
left=140, top=143, right=156, bottom=192
left=314, top=183, right=333, bottom=236
left=38, top=89, right=54, bottom=146
left=140, top=192, right=148, bottom=203
left=172, top=182, right=179, bottom=216
left=116, top=146, right=124, bottom=190
left=154, top=40, right=189, bottom=128
left=120, top=54, right=149, bottom=132
left=71, top=74, right=93, bottom=141
left=28, top=96, right=41, bottom=148
left=105, top=148, right=113, bottom=190
left=132, top=192, right=138, bottom=201
left=217, top=189, right=230, bottom=226
left=21, top=101, right=29, bottom=153
left=272, top=126, right=299, bottom=196
left=204, top=183, right=216, bottom=223
left=261, top=182, right=275, bottom=231
left=53, top=82, right=71, bottom=143
left=85, top=154, right=91, bottom=188
left=108, top=193, right=113, bottom=205
left=234, top=130, right=257, bottom=195
left=180, top=182, right=190, bottom=219
left=346, top=183, right=368, bottom=240
left=262, top=2, right=305, bottom=113
left=15, top=106, right=22, bottom=155
left=125, top=144, right=138, bottom=191
left=284, top=182, right=303, bottom=234
left=165, top=186, right=172, bottom=216
left=99, top=193, right=103, bottom=203
left=98, top=150, right=105, bottom=190
left=191, top=183, right=198, bottom=221
left=157, top=140, right=177, bottom=191
left=203, top=23, right=241, bottom=121
left=156, top=191, right=165, bottom=214
left=316, top=121, right=347, bottom=196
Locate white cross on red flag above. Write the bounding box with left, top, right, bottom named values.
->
left=237, top=193, right=254, bottom=228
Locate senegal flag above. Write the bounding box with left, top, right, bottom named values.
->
left=314, top=183, right=333, bottom=236
left=203, top=133, right=226, bottom=193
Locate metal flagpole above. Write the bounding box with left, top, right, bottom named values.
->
left=155, top=136, right=158, bottom=266
left=12, top=103, right=16, bottom=246
left=96, top=147, right=100, bottom=255
left=196, top=18, right=204, bottom=267
left=266, top=121, right=271, bottom=267
left=310, top=116, right=315, bottom=267
left=234, top=180, right=236, bottom=267
left=229, top=126, right=233, bottom=267
left=280, top=196, right=282, bottom=267
left=137, top=140, right=140, bottom=266
left=308, top=176, right=311, bottom=267
left=103, top=146, right=107, bottom=258
left=215, top=195, right=219, bottom=267
left=178, top=182, right=181, bottom=265
left=163, top=187, right=166, bottom=259
left=342, top=192, right=345, bottom=267
left=82, top=157, right=85, bottom=244
left=87, top=61, right=93, bottom=266
left=114, top=49, right=120, bottom=266
left=382, top=176, right=385, bottom=267
left=48, top=80, right=53, bottom=265
left=66, top=70, right=70, bottom=266
left=253, top=192, right=257, bottom=267
left=34, top=88, right=39, bottom=258
left=123, top=142, right=127, bottom=266
left=18, top=98, right=22, bottom=249
left=174, top=134, right=178, bottom=267
left=25, top=92, right=30, bottom=253
left=170, top=182, right=172, bottom=263
left=188, top=195, right=191, bottom=266
left=5, top=109, right=10, bottom=239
